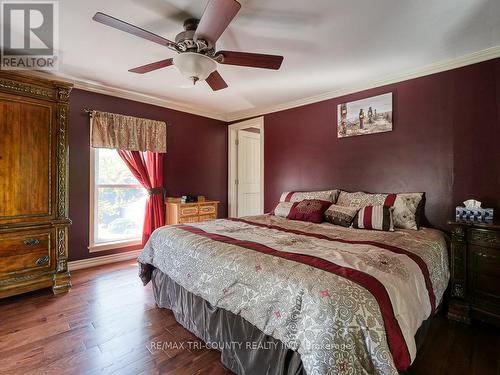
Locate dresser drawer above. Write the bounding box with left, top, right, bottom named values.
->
left=199, top=214, right=216, bottom=222
left=180, top=206, right=199, bottom=217
left=471, top=294, right=500, bottom=319
left=0, top=230, right=53, bottom=274
left=469, top=228, right=500, bottom=248
left=165, top=199, right=220, bottom=226
left=179, top=216, right=199, bottom=224
left=199, top=204, right=216, bottom=215
left=468, top=245, right=500, bottom=276
left=467, top=245, right=500, bottom=313
left=469, top=272, right=500, bottom=300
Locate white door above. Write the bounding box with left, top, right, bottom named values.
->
left=237, top=130, right=261, bottom=217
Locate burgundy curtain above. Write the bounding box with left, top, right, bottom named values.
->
left=117, top=150, right=165, bottom=245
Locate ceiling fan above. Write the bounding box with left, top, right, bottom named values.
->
left=92, top=0, right=284, bottom=91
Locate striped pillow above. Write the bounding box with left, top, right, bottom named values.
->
left=352, top=205, right=395, bottom=231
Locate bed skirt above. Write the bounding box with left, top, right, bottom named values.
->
left=148, top=266, right=434, bottom=375
left=151, top=267, right=306, bottom=375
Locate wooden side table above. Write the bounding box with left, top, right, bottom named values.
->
left=448, top=220, right=500, bottom=326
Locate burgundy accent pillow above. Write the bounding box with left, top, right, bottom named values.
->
left=287, top=199, right=332, bottom=224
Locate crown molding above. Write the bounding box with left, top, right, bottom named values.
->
left=225, top=45, right=500, bottom=122
left=18, top=45, right=500, bottom=123
left=73, top=79, right=227, bottom=121
left=19, top=70, right=227, bottom=122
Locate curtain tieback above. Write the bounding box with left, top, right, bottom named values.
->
left=147, top=187, right=165, bottom=196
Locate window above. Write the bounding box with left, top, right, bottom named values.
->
left=89, top=148, right=147, bottom=251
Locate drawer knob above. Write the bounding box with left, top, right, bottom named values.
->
left=35, top=256, right=49, bottom=266
left=24, top=239, right=40, bottom=246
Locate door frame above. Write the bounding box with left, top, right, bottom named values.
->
left=228, top=117, right=264, bottom=217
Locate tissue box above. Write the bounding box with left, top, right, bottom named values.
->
left=456, top=206, right=494, bottom=222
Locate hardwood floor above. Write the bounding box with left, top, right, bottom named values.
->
left=0, top=261, right=498, bottom=375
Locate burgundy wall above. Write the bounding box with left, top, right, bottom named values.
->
left=67, top=58, right=499, bottom=260
left=452, top=60, right=500, bottom=215
left=68, top=89, right=227, bottom=261
left=263, top=58, right=500, bottom=231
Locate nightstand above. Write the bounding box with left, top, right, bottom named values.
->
left=448, top=220, right=500, bottom=326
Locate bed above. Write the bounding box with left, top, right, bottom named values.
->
left=138, top=214, right=449, bottom=375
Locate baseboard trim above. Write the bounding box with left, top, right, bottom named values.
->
left=68, top=249, right=142, bottom=271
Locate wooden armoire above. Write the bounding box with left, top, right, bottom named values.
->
left=0, top=72, right=72, bottom=298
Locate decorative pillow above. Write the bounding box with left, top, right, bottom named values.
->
left=393, top=193, right=424, bottom=230
left=324, top=204, right=358, bottom=227
left=352, top=205, right=394, bottom=231
left=272, top=202, right=295, bottom=218
left=279, top=190, right=339, bottom=203
left=336, top=191, right=397, bottom=209
left=287, top=199, right=332, bottom=224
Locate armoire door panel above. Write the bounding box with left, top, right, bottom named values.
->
left=0, top=98, right=54, bottom=224
left=0, top=71, right=72, bottom=299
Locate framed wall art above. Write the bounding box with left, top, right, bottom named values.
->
left=337, top=92, right=393, bottom=138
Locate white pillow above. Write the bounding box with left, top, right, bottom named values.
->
left=272, top=202, right=295, bottom=218
left=279, top=190, right=339, bottom=203
left=392, top=193, right=424, bottom=230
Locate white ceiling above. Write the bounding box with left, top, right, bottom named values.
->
left=57, top=0, right=500, bottom=120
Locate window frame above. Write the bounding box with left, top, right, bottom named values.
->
left=88, top=147, right=144, bottom=252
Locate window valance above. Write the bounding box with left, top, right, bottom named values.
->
left=90, top=111, right=167, bottom=153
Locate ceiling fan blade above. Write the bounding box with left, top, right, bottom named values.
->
left=206, top=71, right=228, bottom=91
left=218, top=50, right=284, bottom=70
left=92, top=12, right=175, bottom=47
left=194, top=0, right=241, bottom=45
left=129, top=58, right=174, bottom=74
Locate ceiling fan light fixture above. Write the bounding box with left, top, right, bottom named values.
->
left=94, top=0, right=284, bottom=91
left=173, top=52, right=217, bottom=83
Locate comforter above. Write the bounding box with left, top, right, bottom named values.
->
left=138, top=215, right=449, bottom=375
